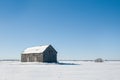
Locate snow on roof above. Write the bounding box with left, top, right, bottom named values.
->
left=22, top=45, right=50, bottom=54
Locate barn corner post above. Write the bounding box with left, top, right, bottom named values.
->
left=21, top=53, right=23, bottom=62
left=21, top=53, right=26, bottom=62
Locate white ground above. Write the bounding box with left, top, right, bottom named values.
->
left=0, top=61, right=120, bottom=80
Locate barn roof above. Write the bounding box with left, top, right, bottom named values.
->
left=22, top=45, right=50, bottom=54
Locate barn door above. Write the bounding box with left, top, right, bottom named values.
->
left=27, top=57, right=30, bottom=62
left=34, top=56, right=37, bottom=62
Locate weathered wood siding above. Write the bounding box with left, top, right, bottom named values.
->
left=43, top=45, right=57, bottom=62
left=21, top=53, right=43, bottom=62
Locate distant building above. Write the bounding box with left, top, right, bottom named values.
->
left=21, top=45, right=57, bottom=63
left=95, top=58, right=104, bottom=62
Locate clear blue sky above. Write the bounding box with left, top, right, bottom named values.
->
left=0, top=0, right=120, bottom=60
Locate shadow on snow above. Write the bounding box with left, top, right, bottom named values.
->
left=56, top=62, right=79, bottom=65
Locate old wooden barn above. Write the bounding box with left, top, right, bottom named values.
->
left=21, top=45, right=57, bottom=63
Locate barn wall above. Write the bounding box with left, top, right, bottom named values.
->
left=21, top=54, right=28, bottom=62
left=21, top=53, right=43, bottom=62
left=43, top=46, right=57, bottom=62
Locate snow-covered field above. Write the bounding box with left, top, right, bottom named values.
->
left=0, top=61, right=120, bottom=80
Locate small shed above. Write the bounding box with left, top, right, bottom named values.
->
left=95, top=58, right=104, bottom=62
left=21, top=45, right=57, bottom=63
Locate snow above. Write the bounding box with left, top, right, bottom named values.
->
left=0, top=61, right=120, bottom=80
left=23, top=45, right=49, bottom=54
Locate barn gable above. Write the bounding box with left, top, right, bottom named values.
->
left=43, top=45, right=57, bottom=54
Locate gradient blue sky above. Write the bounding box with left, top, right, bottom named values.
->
left=0, top=0, right=120, bottom=60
